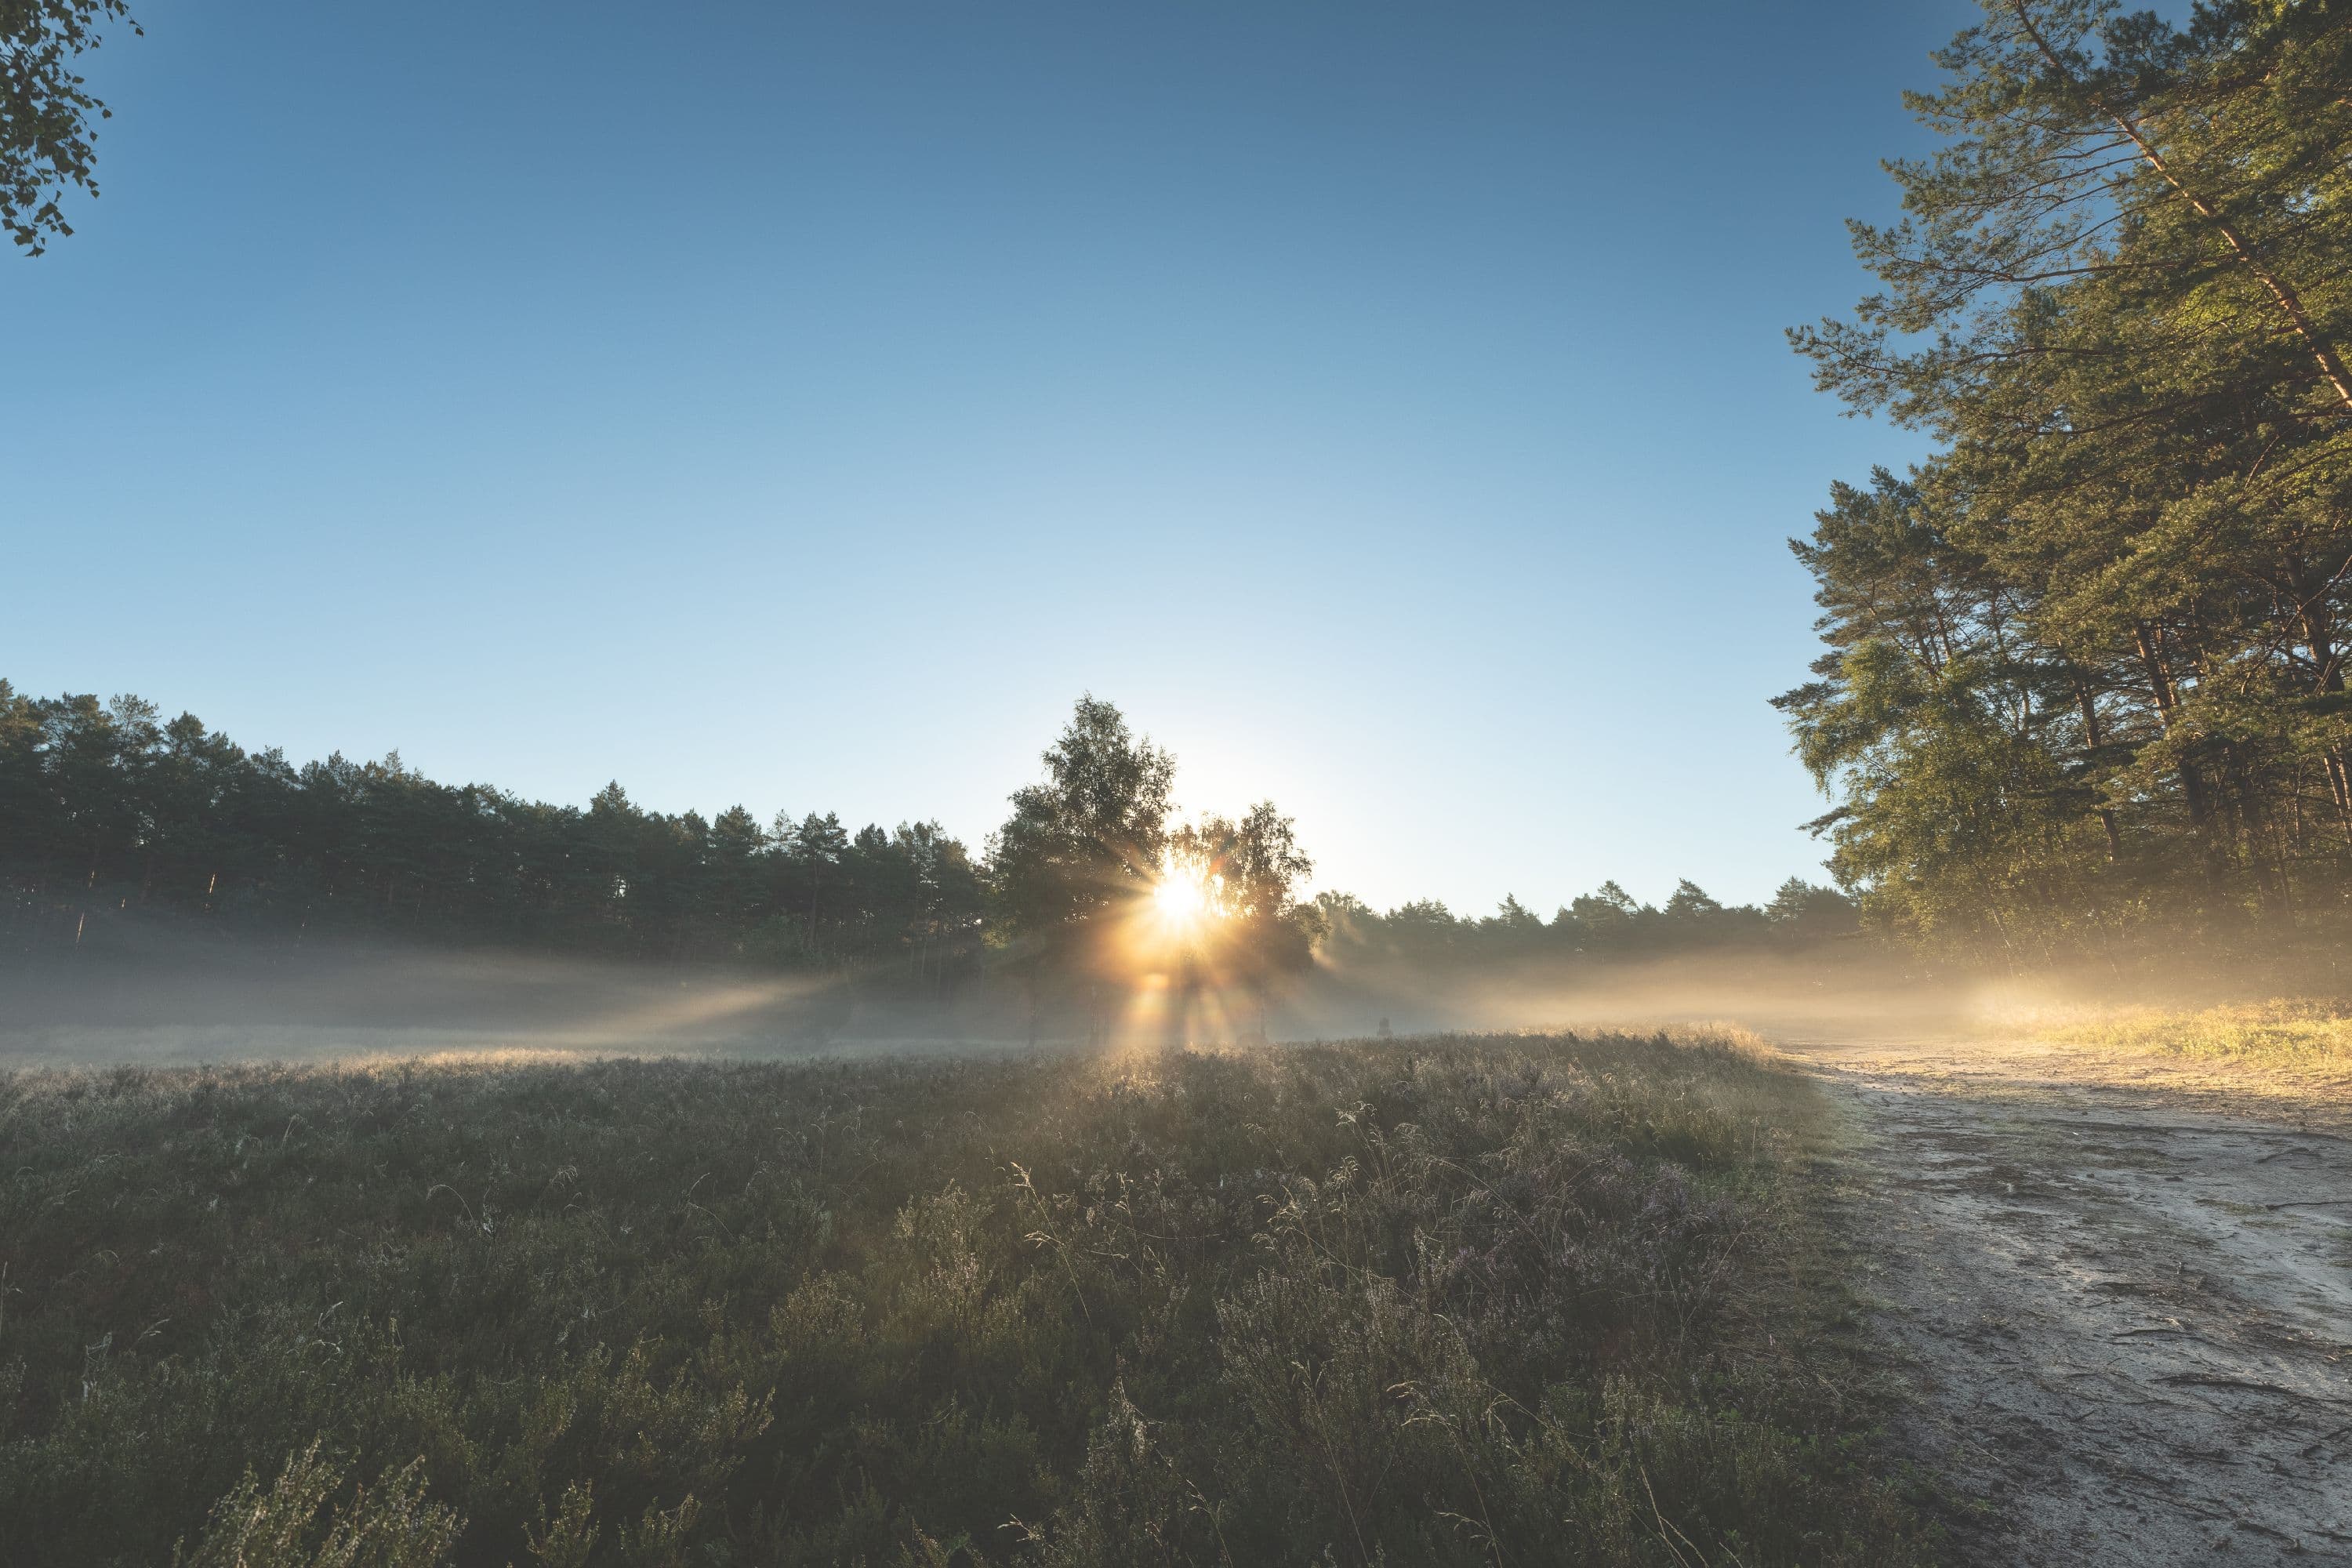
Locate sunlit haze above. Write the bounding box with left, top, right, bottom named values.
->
left=1152, top=867, right=1213, bottom=929
left=1, top=0, right=1967, bottom=912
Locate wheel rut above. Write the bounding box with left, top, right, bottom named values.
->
left=1773, top=1028, right=2352, bottom=1566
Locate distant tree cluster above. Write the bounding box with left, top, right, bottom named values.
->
left=1788, top=0, right=2352, bottom=955
left=0, top=683, right=985, bottom=985
left=0, top=682, right=1850, bottom=989
left=981, top=696, right=1324, bottom=1036
left=1312, top=877, right=1857, bottom=969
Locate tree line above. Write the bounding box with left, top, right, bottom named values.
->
left=1314, top=877, right=1858, bottom=968
left=0, top=683, right=985, bottom=987
left=1784, top=0, right=2352, bottom=956
left=0, top=684, right=1850, bottom=986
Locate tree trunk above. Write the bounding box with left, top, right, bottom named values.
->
left=2074, top=682, right=2123, bottom=861
left=2222, top=740, right=2291, bottom=923
left=2136, top=622, right=2224, bottom=885
left=2293, top=595, right=2352, bottom=838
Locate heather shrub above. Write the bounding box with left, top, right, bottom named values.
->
left=0, top=1033, right=1927, bottom=1565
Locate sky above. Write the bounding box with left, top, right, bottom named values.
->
left=3, top=0, right=1965, bottom=915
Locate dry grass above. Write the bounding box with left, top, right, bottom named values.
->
left=2034, top=999, right=2352, bottom=1064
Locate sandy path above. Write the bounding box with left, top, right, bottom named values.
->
left=1770, top=1027, right=2352, bottom=1564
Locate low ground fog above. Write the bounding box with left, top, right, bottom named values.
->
left=2, top=930, right=2272, bottom=1066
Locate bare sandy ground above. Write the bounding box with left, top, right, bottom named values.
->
left=1769, top=1025, right=2352, bottom=1566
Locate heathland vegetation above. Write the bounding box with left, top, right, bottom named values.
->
left=0, top=1032, right=1930, bottom=1567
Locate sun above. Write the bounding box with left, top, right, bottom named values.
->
left=1152, top=866, right=1211, bottom=927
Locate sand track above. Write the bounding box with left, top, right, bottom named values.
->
left=1776, top=1029, right=2352, bottom=1565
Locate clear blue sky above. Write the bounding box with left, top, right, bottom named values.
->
left=5, top=0, right=1962, bottom=915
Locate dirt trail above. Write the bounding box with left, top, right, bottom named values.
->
left=1768, top=1025, right=2352, bottom=1564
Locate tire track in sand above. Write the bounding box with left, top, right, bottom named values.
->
left=1777, top=1029, right=2351, bottom=1565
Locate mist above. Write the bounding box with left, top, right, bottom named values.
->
left=0, top=930, right=985, bottom=1069
left=9, top=921, right=2299, bottom=1071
